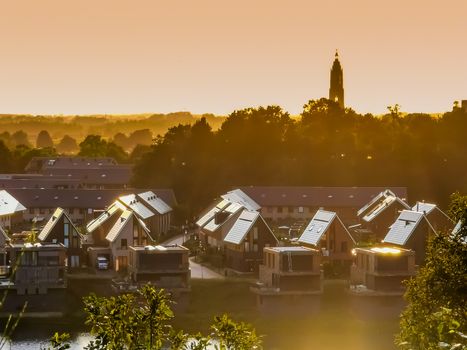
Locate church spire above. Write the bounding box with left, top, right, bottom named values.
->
left=329, top=51, right=344, bottom=108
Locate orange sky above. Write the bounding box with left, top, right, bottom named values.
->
left=0, top=0, right=466, bottom=116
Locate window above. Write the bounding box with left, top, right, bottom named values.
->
left=288, top=207, right=293, bottom=214
left=298, top=206, right=304, bottom=213
left=244, top=242, right=250, bottom=252
left=277, top=207, right=283, bottom=213
left=253, top=244, right=258, bottom=252
left=253, top=227, right=258, bottom=240
left=121, top=238, right=127, bottom=249
left=64, top=223, right=69, bottom=248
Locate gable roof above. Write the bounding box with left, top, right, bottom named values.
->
left=86, top=201, right=124, bottom=233
left=137, top=191, right=172, bottom=215
left=196, top=199, right=231, bottom=228
left=358, top=189, right=410, bottom=222
left=118, top=194, right=154, bottom=219
left=105, top=209, right=133, bottom=242
left=38, top=207, right=82, bottom=241
left=223, top=210, right=261, bottom=245
left=0, top=190, right=26, bottom=216
left=221, top=189, right=260, bottom=212
left=383, top=210, right=430, bottom=246
left=299, top=210, right=336, bottom=246
left=240, top=186, right=408, bottom=208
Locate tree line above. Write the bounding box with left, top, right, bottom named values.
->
left=132, top=99, right=467, bottom=217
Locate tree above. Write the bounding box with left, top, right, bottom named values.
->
left=397, top=193, right=467, bottom=350
left=11, top=130, right=30, bottom=148
left=36, top=130, right=54, bottom=148
left=78, top=135, right=108, bottom=158
left=56, top=135, right=78, bottom=154
left=75, top=284, right=262, bottom=350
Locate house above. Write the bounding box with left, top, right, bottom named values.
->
left=8, top=188, right=176, bottom=225
left=0, top=226, right=9, bottom=269
left=240, top=186, right=408, bottom=224
left=5, top=242, right=67, bottom=295
left=37, top=207, right=83, bottom=268
left=412, top=201, right=454, bottom=234
left=85, top=201, right=155, bottom=271
left=298, top=209, right=356, bottom=267
left=382, top=210, right=435, bottom=265
left=119, top=191, right=173, bottom=239
left=24, top=156, right=132, bottom=189
left=0, top=190, right=26, bottom=230
left=357, top=189, right=410, bottom=240
left=128, top=245, right=190, bottom=290
left=196, top=190, right=278, bottom=273
left=251, top=246, right=322, bottom=312
left=350, top=246, right=415, bottom=294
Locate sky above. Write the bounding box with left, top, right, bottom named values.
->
left=0, top=0, right=466, bottom=116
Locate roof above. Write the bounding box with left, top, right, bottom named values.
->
left=7, top=188, right=177, bottom=210
left=119, top=194, right=154, bottom=219
left=25, top=156, right=120, bottom=172
left=266, top=246, right=317, bottom=253
left=196, top=199, right=231, bottom=228
left=221, top=189, right=260, bottom=211
left=383, top=210, right=426, bottom=246
left=203, top=202, right=243, bottom=233
left=137, top=191, right=172, bottom=215
left=106, top=209, right=133, bottom=242
left=223, top=210, right=261, bottom=245
left=412, top=202, right=437, bottom=215
left=86, top=201, right=124, bottom=233
left=0, top=190, right=27, bottom=216
left=451, top=220, right=466, bottom=244
left=240, top=186, right=408, bottom=208
left=298, top=210, right=337, bottom=246
left=38, top=207, right=81, bottom=241
left=358, top=189, right=410, bottom=222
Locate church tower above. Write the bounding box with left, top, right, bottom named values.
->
left=329, top=50, right=344, bottom=108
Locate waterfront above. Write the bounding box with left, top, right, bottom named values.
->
left=5, top=279, right=401, bottom=350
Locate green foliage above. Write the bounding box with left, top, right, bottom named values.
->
left=80, top=284, right=261, bottom=349
left=79, top=135, right=128, bottom=163
left=397, top=193, right=467, bottom=350
left=41, top=333, right=71, bottom=350
left=211, top=314, right=262, bottom=350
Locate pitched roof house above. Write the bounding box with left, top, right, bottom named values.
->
left=196, top=190, right=278, bottom=273
left=382, top=210, right=435, bottom=265
left=38, top=207, right=84, bottom=268
left=0, top=190, right=26, bottom=229
left=357, top=189, right=410, bottom=240
left=298, top=209, right=356, bottom=263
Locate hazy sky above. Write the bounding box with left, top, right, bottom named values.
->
left=0, top=0, right=466, bottom=116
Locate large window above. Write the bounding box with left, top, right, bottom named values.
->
left=121, top=238, right=128, bottom=249
left=64, top=223, right=69, bottom=247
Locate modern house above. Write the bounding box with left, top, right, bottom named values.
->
left=37, top=207, right=83, bottom=268
left=240, top=186, right=408, bottom=224
left=382, top=210, right=435, bottom=265
left=5, top=242, right=67, bottom=295
left=251, top=246, right=322, bottom=312
left=118, top=191, right=173, bottom=239
left=85, top=201, right=155, bottom=271
left=128, top=244, right=190, bottom=290
left=298, top=209, right=356, bottom=266
left=357, top=189, right=410, bottom=241
left=411, top=201, right=454, bottom=234
left=197, top=189, right=278, bottom=273
left=0, top=190, right=26, bottom=230
left=350, top=246, right=415, bottom=294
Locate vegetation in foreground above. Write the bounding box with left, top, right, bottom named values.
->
left=397, top=193, right=467, bottom=350
left=42, top=284, right=262, bottom=350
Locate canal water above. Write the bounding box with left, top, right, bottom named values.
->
left=4, top=280, right=402, bottom=349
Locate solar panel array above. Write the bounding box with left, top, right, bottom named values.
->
left=298, top=210, right=336, bottom=246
